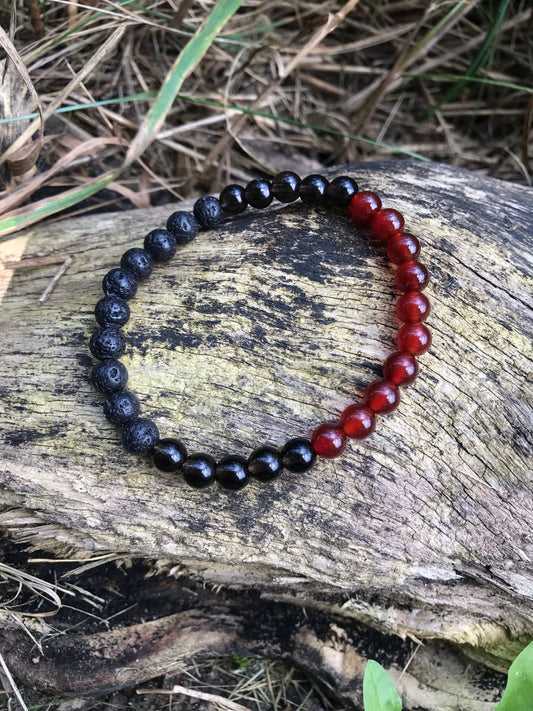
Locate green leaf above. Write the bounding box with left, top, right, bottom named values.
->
left=363, top=660, right=402, bottom=711
left=495, top=641, right=533, bottom=710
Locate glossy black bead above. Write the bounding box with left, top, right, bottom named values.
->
left=94, top=295, right=130, bottom=328
left=166, top=211, right=199, bottom=244
left=216, top=455, right=250, bottom=491
left=102, top=268, right=137, bottom=301
left=121, top=248, right=154, bottom=280
left=219, top=184, right=247, bottom=215
left=144, top=229, right=177, bottom=262
left=244, top=179, right=273, bottom=209
left=248, top=446, right=283, bottom=482
left=281, top=437, right=317, bottom=473
left=272, top=171, right=301, bottom=203
left=152, top=438, right=187, bottom=473
left=193, top=196, right=224, bottom=228
left=325, top=175, right=358, bottom=207
left=103, top=390, right=140, bottom=425
left=182, top=453, right=216, bottom=489
left=299, top=174, right=328, bottom=205
left=91, top=359, right=128, bottom=394
left=90, top=327, right=126, bottom=361
left=122, top=418, right=159, bottom=456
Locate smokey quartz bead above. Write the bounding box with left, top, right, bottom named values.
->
left=248, top=446, right=283, bottom=482
left=91, top=360, right=128, bottom=394
left=182, top=453, right=216, bottom=489
left=281, top=438, right=316, bottom=473
left=103, top=390, right=140, bottom=425
left=152, top=438, right=187, bottom=473
left=244, top=179, right=273, bottom=209
left=94, top=295, right=130, bottom=328
left=299, top=174, right=328, bottom=205
left=216, top=455, right=250, bottom=490
left=325, top=175, right=358, bottom=207
left=219, top=184, right=247, bottom=214
left=272, top=171, right=301, bottom=203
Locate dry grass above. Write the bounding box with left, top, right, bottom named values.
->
left=0, top=0, right=531, bottom=235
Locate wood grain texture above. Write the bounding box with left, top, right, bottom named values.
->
left=0, top=160, right=532, bottom=672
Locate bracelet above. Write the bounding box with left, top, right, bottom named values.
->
left=89, top=172, right=431, bottom=491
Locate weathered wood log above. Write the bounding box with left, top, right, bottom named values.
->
left=0, top=159, right=532, bottom=709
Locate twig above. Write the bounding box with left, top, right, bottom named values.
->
left=137, top=683, right=253, bottom=711
left=0, top=650, right=29, bottom=711
left=3, top=254, right=73, bottom=303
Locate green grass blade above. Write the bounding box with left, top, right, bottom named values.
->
left=363, top=660, right=402, bottom=711
left=495, top=641, right=533, bottom=710
left=125, top=0, right=244, bottom=163
left=405, top=73, right=533, bottom=95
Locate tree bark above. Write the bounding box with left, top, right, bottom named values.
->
left=0, top=159, right=531, bottom=709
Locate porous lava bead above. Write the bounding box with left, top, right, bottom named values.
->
left=152, top=438, right=187, bottom=473
left=248, top=446, right=283, bottom=482
left=144, top=228, right=177, bottom=262
left=193, top=195, right=224, bottom=228
left=244, top=179, right=273, bottom=209
left=299, top=174, right=328, bottom=205
left=90, top=327, right=126, bottom=361
left=272, top=171, right=300, bottom=203
left=311, top=423, right=347, bottom=459
left=325, top=175, right=358, bottom=207
left=103, top=390, right=140, bottom=425
left=383, top=351, right=418, bottom=387
left=395, top=260, right=429, bottom=292
left=396, top=291, right=430, bottom=323
left=216, top=455, right=250, bottom=490
left=371, top=208, right=404, bottom=241
left=122, top=418, right=159, bottom=456
left=182, top=453, right=216, bottom=489
left=281, top=438, right=316, bottom=473
left=120, top=248, right=154, bottom=280
left=166, top=211, right=199, bottom=244
left=219, top=184, right=247, bottom=214
left=94, top=295, right=130, bottom=328
left=350, top=191, right=382, bottom=225
left=91, top=359, right=128, bottom=393
left=396, top=323, right=432, bottom=355
left=102, top=268, right=137, bottom=301
left=387, top=232, right=420, bottom=263
left=340, top=404, right=375, bottom=439
left=363, top=379, right=400, bottom=415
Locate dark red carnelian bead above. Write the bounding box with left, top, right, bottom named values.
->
left=387, top=232, right=421, bottom=263
left=395, top=260, right=429, bottom=292
left=340, top=405, right=375, bottom=439
left=363, top=379, right=400, bottom=414
left=383, top=351, right=419, bottom=386
left=311, top=423, right=347, bottom=459
left=396, top=323, right=432, bottom=355
left=371, top=208, right=404, bottom=241
left=350, top=191, right=382, bottom=225
left=396, top=291, right=430, bottom=323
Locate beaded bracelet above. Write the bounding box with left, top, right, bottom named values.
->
left=89, top=172, right=431, bottom=491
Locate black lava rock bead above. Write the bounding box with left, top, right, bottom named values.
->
left=272, top=171, right=301, bottom=203
left=102, top=268, right=137, bottom=301
left=193, top=196, right=224, bottom=229
left=281, top=437, right=316, bottom=473
left=120, top=247, right=154, bottom=280
left=152, top=438, right=187, bottom=473
left=94, top=295, right=130, bottom=328
left=216, top=455, right=250, bottom=491
left=299, top=174, right=328, bottom=205
left=91, top=359, right=128, bottom=393
left=248, top=445, right=283, bottom=482
left=122, top=418, right=159, bottom=456
left=144, top=229, right=177, bottom=262
left=219, top=184, right=247, bottom=214
left=166, top=211, right=199, bottom=244
left=325, top=175, right=358, bottom=207
left=244, top=179, right=273, bottom=209
left=182, top=453, right=216, bottom=489
left=103, top=390, right=140, bottom=425
left=90, top=327, right=126, bottom=361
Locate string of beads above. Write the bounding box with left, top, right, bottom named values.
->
left=89, top=172, right=431, bottom=491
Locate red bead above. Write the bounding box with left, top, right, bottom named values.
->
left=371, top=208, right=404, bottom=241
left=340, top=405, right=375, bottom=439
left=311, top=422, right=347, bottom=459
left=383, top=351, right=419, bottom=386
left=395, top=260, right=429, bottom=292
left=396, top=291, right=430, bottom=323
left=396, top=323, right=432, bottom=355
left=350, top=191, right=382, bottom=225
left=387, top=231, right=421, bottom=263
left=363, top=379, right=400, bottom=414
